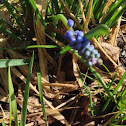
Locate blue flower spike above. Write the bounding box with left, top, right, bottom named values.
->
left=64, top=19, right=103, bottom=66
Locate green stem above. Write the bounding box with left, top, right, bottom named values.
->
left=53, top=14, right=71, bottom=30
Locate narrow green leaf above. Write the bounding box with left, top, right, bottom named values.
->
left=0, top=59, right=29, bottom=68
left=113, top=72, right=126, bottom=96
left=29, top=0, right=46, bottom=28
left=19, top=0, right=26, bottom=14
left=37, top=65, right=48, bottom=126
left=0, top=45, right=59, bottom=50
left=24, top=0, right=33, bottom=25
left=89, top=67, right=117, bottom=104
left=11, top=5, right=24, bottom=22
left=78, top=70, right=94, bottom=116
left=0, top=18, right=18, bottom=33
left=54, top=45, right=71, bottom=59
left=3, top=0, right=26, bottom=33
left=9, top=93, right=12, bottom=126
left=84, top=24, right=109, bottom=39
left=121, top=97, right=126, bottom=105
left=2, top=120, right=6, bottom=126
left=51, top=0, right=60, bottom=13
left=20, top=52, right=34, bottom=126
left=60, top=45, right=71, bottom=54
left=8, top=66, right=19, bottom=126
left=0, top=25, right=23, bottom=42
left=108, top=4, right=126, bottom=28
left=100, top=0, right=125, bottom=25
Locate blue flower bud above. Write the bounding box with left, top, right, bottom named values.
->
left=76, top=42, right=82, bottom=50
left=87, top=61, right=93, bottom=67
left=69, top=37, right=76, bottom=47
left=85, top=50, right=91, bottom=57
left=75, top=30, right=79, bottom=35
left=97, top=59, right=103, bottom=65
left=82, top=37, right=90, bottom=48
left=92, top=58, right=97, bottom=65
left=67, top=19, right=74, bottom=27
left=91, top=49, right=98, bottom=55
left=95, top=53, right=100, bottom=58
left=76, top=36, right=83, bottom=43
left=65, top=30, right=74, bottom=39
left=77, top=31, right=84, bottom=37
left=87, top=45, right=94, bottom=52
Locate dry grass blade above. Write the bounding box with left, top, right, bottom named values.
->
left=0, top=36, right=10, bottom=46
left=0, top=68, right=8, bottom=93
left=78, top=0, right=86, bottom=24
left=46, top=108, right=71, bottom=126
left=91, top=13, right=96, bottom=25
left=34, top=0, right=48, bottom=81
left=92, top=37, right=118, bottom=67
left=45, top=33, right=65, bottom=47
left=102, top=0, right=114, bottom=14
left=42, top=83, right=77, bottom=89
left=11, top=67, right=39, bottom=94
left=103, top=114, right=117, bottom=126
left=0, top=88, right=7, bottom=97
left=72, top=54, right=83, bottom=87
left=56, top=55, right=64, bottom=81
left=33, top=0, right=57, bottom=100
left=0, top=55, right=8, bottom=94
left=83, top=0, right=93, bottom=33
left=120, top=24, right=126, bottom=33
left=109, top=9, right=122, bottom=46
left=0, top=104, right=6, bottom=118
left=56, top=95, right=78, bottom=109
left=99, top=0, right=114, bottom=23
left=59, top=0, right=81, bottom=29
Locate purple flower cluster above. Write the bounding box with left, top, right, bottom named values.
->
left=64, top=19, right=103, bottom=67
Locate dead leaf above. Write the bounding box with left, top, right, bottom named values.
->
left=96, top=42, right=120, bottom=71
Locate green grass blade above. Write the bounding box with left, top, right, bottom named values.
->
left=112, top=72, right=126, bottom=96
left=3, top=0, right=26, bottom=34
left=19, top=0, right=26, bottom=14
left=11, top=4, right=24, bottom=22
left=24, top=0, right=33, bottom=25
left=8, top=66, right=19, bottom=126
left=84, top=24, right=109, bottom=39
left=51, top=0, right=60, bottom=13
left=100, top=0, right=124, bottom=25
left=0, top=59, right=29, bottom=68
left=89, top=67, right=117, bottom=105
left=108, top=4, right=126, bottom=28
left=102, top=72, right=126, bottom=112
left=20, top=52, right=34, bottom=126
left=2, top=120, right=6, bottom=126
left=29, top=0, right=46, bottom=28
left=0, top=25, right=23, bottom=42
left=77, top=69, right=94, bottom=115
left=94, top=0, right=107, bottom=21
left=37, top=65, right=48, bottom=126
left=54, top=45, right=71, bottom=59
left=9, top=92, right=12, bottom=126
left=0, top=18, right=18, bottom=33
left=0, top=45, right=59, bottom=50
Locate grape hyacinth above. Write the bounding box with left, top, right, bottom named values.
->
left=64, top=19, right=103, bottom=67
